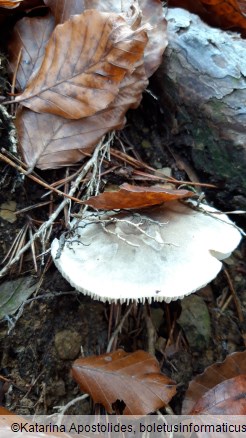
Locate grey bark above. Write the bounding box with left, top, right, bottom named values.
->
left=154, top=8, right=246, bottom=210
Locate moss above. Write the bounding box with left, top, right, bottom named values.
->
left=190, top=119, right=246, bottom=205
left=208, top=98, right=227, bottom=123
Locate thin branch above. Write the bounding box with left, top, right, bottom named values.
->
left=54, top=394, right=89, bottom=423
left=223, top=268, right=244, bottom=323
left=0, top=150, right=84, bottom=204
left=183, top=200, right=245, bottom=236
left=10, top=48, right=22, bottom=115
left=77, top=213, right=178, bottom=248
left=14, top=201, right=52, bottom=216
left=111, top=147, right=217, bottom=188
left=107, top=303, right=135, bottom=352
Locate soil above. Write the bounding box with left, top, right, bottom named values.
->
left=0, top=60, right=245, bottom=416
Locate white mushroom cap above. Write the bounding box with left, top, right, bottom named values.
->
left=51, top=201, right=242, bottom=303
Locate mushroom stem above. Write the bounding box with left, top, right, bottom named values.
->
left=144, top=301, right=157, bottom=356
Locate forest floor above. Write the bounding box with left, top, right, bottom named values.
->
left=0, top=88, right=245, bottom=416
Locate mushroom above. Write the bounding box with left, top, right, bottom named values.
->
left=51, top=201, right=242, bottom=303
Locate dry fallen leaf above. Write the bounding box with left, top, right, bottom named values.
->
left=72, top=349, right=176, bottom=415
left=84, top=0, right=168, bottom=77
left=138, top=0, right=168, bottom=77
left=0, top=0, right=22, bottom=8
left=14, top=9, right=148, bottom=119
left=43, top=0, right=86, bottom=24
left=8, top=14, right=55, bottom=91
left=11, top=1, right=167, bottom=169
left=238, top=0, right=246, bottom=14
left=182, top=351, right=246, bottom=414
left=84, top=183, right=194, bottom=209
left=44, top=0, right=167, bottom=77
left=16, top=63, right=148, bottom=169
left=189, top=375, right=246, bottom=415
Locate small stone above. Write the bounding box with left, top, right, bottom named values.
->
left=0, top=201, right=16, bottom=223
left=55, top=330, right=82, bottom=360
left=154, top=167, right=172, bottom=178
left=177, top=294, right=211, bottom=351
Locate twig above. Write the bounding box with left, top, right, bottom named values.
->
left=107, top=303, right=134, bottom=352
left=0, top=140, right=105, bottom=277
left=10, top=48, right=22, bottom=115
left=183, top=199, right=245, bottom=236
left=21, top=370, right=44, bottom=402
left=76, top=213, right=178, bottom=248
left=85, top=131, right=114, bottom=198
left=29, top=226, right=38, bottom=273
left=111, top=147, right=162, bottom=172
left=223, top=268, right=246, bottom=347
left=211, top=210, right=246, bottom=215
left=95, top=134, right=112, bottom=195
left=220, top=294, right=233, bottom=313
left=223, top=268, right=244, bottom=322
left=100, top=219, right=140, bottom=248
left=14, top=201, right=52, bottom=216
left=132, top=169, right=217, bottom=188
left=54, top=394, right=89, bottom=422
left=0, top=151, right=84, bottom=204
left=165, top=313, right=177, bottom=352
left=1, top=224, right=27, bottom=264
left=46, top=165, right=119, bottom=196
left=111, top=147, right=217, bottom=188
left=2, top=147, right=53, bottom=184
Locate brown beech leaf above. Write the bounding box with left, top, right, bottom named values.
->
left=16, top=106, right=124, bottom=169
left=182, top=351, right=246, bottom=414
left=43, top=0, right=86, bottom=23
left=43, top=0, right=143, bottom=23
left=168, top=0, right=246, bottom=34
left=138, top=0, right=168, bottom=77
left=190, top=375, right=246, bottom=414
left=16, top=63, right=148, bottom=169
left=0, top=0, right=22, bottom=8
left=8, top=14, right=55, bottom=91
left=72, top=349, right=176, bottom=415
left=14, top=9, right=148, bottom=119
left=84, top=183, right=194, bottom=210
left=238, top=0, right=246, bottom=14
left=44, top=0, right=167, bottom=77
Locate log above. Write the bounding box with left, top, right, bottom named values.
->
left=153, top=7, right=246, bottom=210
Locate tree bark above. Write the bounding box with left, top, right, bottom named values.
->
left=154, top=7, right=246, bottom=210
